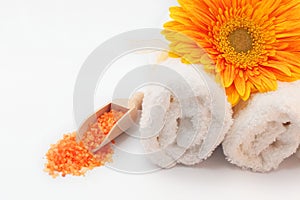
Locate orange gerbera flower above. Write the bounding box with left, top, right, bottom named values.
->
left=163, top=0, right=300, bottom=105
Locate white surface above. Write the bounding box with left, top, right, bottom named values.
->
left=0, top=0, right=300, bottom=200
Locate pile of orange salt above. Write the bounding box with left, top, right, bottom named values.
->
left=44, top=110, right=125, bottom=178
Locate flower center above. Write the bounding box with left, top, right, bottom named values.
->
left=228, top=28, right=253, bottom=53
left=215, top=17, right=267, bottom=67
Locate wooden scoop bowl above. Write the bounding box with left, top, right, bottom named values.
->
left=76, top=94, right=143, bottom=153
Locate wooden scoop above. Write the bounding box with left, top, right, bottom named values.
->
left=76, top=93, right=143, bottom=153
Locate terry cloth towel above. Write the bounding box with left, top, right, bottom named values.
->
left=135, top=60, right=233, bottom=168
left=223, top=81, right=300, bottom=172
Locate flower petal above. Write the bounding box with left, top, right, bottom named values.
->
left=261, top=75, right=278, bottom=91
left=240, top=81, right=252, bottom=101
left=261, top=61, right=292, bottom=76
left=259, top=67, right=276, bottom=80
left=222, top=64, right=235, bottom=87
left=226, top=85, right=240, bottom=106
left=234, top=73, right=246, bottom=96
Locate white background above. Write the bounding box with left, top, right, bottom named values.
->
left=1, top=0, right=300, bottom=200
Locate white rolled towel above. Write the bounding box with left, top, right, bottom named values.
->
left=137, top=59, right=233, bottom=168
left=223, top=81, right=300, bottom=172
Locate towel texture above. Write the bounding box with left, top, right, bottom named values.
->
left=223, top=81, right=300, bottom=172
left=136, top=60, right=233, bottom=168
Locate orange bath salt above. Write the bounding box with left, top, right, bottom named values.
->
left=45, top=110, right=124, bottom=178
left=82, top=110, right=125, bottom=151
left=44, top=132, right=102, bottom=178
left=98, top=110, right=125, bottom=135
left=81, top=121, right=106, bottom=152
left=94, top=144, right=114, bottom=165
